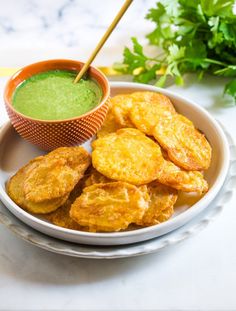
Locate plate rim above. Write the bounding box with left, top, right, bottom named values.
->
left=0, top=82, right=231, bottom=244
left=0, top=120, right=235, bottom=258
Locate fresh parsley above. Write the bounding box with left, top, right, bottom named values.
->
left=115, top=0, right=236, bottom=102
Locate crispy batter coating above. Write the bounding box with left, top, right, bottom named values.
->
left=157, top=155, right=208, bottom=193
left=111, top=94, right=134, bottom=127
left=44, top=198, right=84, bottom=230
left=130, top=92, right=175, bottom=112
left=130, top=92, right=176, bottom=134
left=153, top=114, right=212, bottom=170
left=137, top=182, right=178, bottom=226
left=24, top=147, right=91, bottom=202
left=7, top=160, right=68, bottom=214
left=7, top=147, right=90, bottom=213
left=46, top=146, right=91, bottom=172
left=92, top=128, right=164, bottom=185
left=97, top=109, right=121, bottom=138
left=70, top=182, right=148, bottom=232
left=24, top=158, right=78, bottom=202
left=84, top=168, right=112, bottom=187
left=43, top=176, right=91, bottom=230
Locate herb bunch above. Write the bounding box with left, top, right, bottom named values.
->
left=115, top=0, right=236, bottom=101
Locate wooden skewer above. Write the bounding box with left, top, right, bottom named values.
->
left=74, top=0, right=133, bottom=83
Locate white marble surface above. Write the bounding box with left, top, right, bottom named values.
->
left=1, top=1, right=236, bottom=310
left=0, top=0, right=157, bottom=67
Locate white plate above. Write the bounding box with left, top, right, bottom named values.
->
left=0, top=82, right=230, bottom=245
left=0, top=123, right=235, bottom=258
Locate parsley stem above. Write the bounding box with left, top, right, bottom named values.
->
left=204, top=58, right=228, bottom=67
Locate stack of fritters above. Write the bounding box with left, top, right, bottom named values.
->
left=7, top=147, right=91, bottom=214
left=7, top=92, right=212, bottom=233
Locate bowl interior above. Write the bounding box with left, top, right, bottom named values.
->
left=4, top=59, right=109, bottom=122
left=0, top=82, right=230, bottom=245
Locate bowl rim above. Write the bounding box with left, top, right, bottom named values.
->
left=0, top=81, right=230, bottom=240
left=4, top=59, right=110, bottom=123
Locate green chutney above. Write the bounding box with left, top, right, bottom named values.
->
left=12, top=70, right=103, bottom=120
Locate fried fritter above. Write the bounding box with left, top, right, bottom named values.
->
left=111, top=94, right=134, bottom=128
left=7, top=160, right=68, bottom=214
left=92, top=128, right=164, bottom=185
left=130, top=92, right=176, bottom=113
left=24, top=147, right=91, bottom=203
left=97, top=109, right=121, bottom=138
left=70, top=182, right=148, bottom=232
left=7, top=147, right=90, bottom=213
left=137, top=182, right=178, bottom=226
left=156, top=155, right=209, bottom=193
left=44, top=199, right=84, bottom=230
left=46, top=146, right=91, bottom=172
left=84, top=168, right=112, bottom=187
left=43, top=176, right=91, bottom=229
left=24, top=158, right=78, bottom=202
left=130, top=92, right=176, bottom=135
left=153, top=114, right=212, bottom=170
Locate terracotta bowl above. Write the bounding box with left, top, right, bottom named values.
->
left=4, top=59, right=110, bottom=150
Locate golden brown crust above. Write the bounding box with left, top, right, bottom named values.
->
left=129, top=92, right=176, bottom=135
left=137, top=182, right=178, bottom=226
left=97, top=109, right=121, bottom=138
left=7, top=147, right=91, bottom=214
left=156, top=153, right=208, bottom=193
left=84, top=168, right=112, bottom=187
left=110, top=94, right=134, bottom=128
left=70, top=182, right=148, bottom=232
left=7, top=160, right=69, bottom=214
left=92, top=128, right=164, bottom=185
left=153, top=114, right=212, bottom=170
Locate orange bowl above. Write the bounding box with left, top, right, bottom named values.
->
left=4, top=59, right=110, bottom=150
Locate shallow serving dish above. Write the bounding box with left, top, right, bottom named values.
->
left=0, top=82, right=230, bottom=246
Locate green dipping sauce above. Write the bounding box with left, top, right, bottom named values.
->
left=12, top=70, right=103, bottom=120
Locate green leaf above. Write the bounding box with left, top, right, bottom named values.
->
left=146, top=2, right=166, bottom=22
left=219, top=22, right=236, bottom=47
left=175, top=75, right=184, bottom=85
left=155, top=75, right=167, bottom=87
left=224, top=79, right=236, bottom=100
left=184, top=39, right=209, bottom=69
left=117, top=0, right=236, bottom=104
left=215, top=65, right=236, bottom=76
left=161, top=0, right=181, bottom=17
left=201, top=0, right=235, bottom=18
left=122, top=38, right=149, bottom=73
left=131, top=37, right=144, bottom=55
left=134, top=64, right=160, bottom=84
left=167, top=44, right=185, bottom=61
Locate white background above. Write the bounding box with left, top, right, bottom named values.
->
left=1, top=1, right=236, bottom=310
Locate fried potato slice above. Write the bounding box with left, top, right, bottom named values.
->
left=157, top=155, right=208, bottom=193
left=70, top=182, right=148, bottom=232
left=44, top=197, right=85, bottom=230
left=97, top=109, right=121, bottom=138
left=46, top=146, right=91, bottom=172
left=130, top=92, right=176, bottom=135
left=7, top=160, right=68, bottom=214
left=24, top=147, right=91, bottom=203
left=44, top=175, right=92, bottom=229
left=92, top=128, right=164, bottom=185
left=111, top=94, right=134, bottom=128
left=153, top=114, right=212, bottom=170
left=130, top=92, right=175, bottom=112
left=85, top=168, right=112, bottom=187
left=137, top=182, right=178, bottom=226
left=24, top=158, right=79, bottom=203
